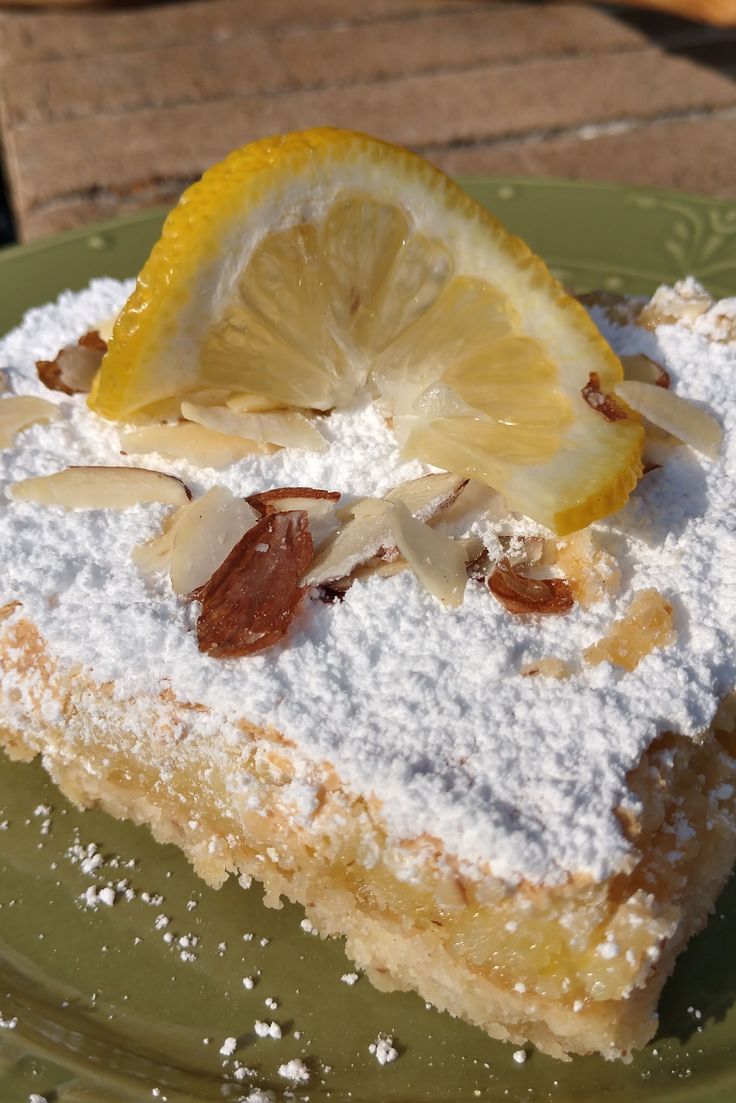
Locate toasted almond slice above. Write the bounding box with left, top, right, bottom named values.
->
left=121, top=422, right=276, bottom=468
left=0, top=396, right=60, bottom=449
left=304, top=498, right=390, bottom=586
left=384, top=471, right=467, bottom=523
left=388, top=501, right=468, bottom=607
left=195, top=510, right=313, bottom=658
left=614, top=380, right=722, bottom=459
left=620, top=353, right=670, bottom=389
left=307, top=473, right=467, bottom=584
left=181, top=402, right=327, bottom=452
left=170, top=486, right=260, bottom=595
left=181, top=387, right=235, bottom=407
left=488, top=558, right=573, bottom=615
left=247, top=486, right=341, bottom=517
left=132, top=500, right=194, bottom=574
left=11, top=466, right=191, bottom=509
left=437, top=477, right=506, bottom=527
left=226, top=392, right=288, bottom=413
left=356, top=532, right=484, bottom=585
left=36, top=332, right=106, bottom=395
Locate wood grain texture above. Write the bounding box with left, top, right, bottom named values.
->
left=1, top=0, right=734, bottom=240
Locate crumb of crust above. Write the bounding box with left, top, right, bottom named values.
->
left=520, top=658, right=573, bottom=679
left=341, top=971, right=360, bottom=985
left=277, top=1058, right=310, bottom=1083
left=512, top=1049, right=528, bottom=1065
left=369, top=1033, right=399, bottom=1065
left=584, top=588, right=675, bottom=672
left=555, top=529, right=621, bottom=608
left=638, top=278, right=736, bottom=343
left=219, top=1036, right=238, bottom=1057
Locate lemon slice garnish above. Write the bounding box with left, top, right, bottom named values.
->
left=90, top=128, right=642, bottom=534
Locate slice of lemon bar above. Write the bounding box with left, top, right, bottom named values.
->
left=0, top=134, right=734, bottom=1060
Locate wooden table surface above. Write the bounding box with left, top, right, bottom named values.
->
left=0, top=0, right=734, bottom=241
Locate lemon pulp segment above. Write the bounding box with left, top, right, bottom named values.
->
left=90, top=128, right=643, bottom=534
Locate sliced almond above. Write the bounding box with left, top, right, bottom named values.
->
left=488, top=558, right=573, bottom=615
left=181, top=402, right=327, bottom=452
left=194, top=510, right=313, bottom=658
left=121, top=422, right=277, bottom=468
left=388, top=501, right=468, bottom=607
left=641, top=420, right=681, bottom=469
left=614, top=380, right=722, bottom=459
left=226, top=392, right=287, bottom=413
left=306, top=473, right=467, bottom=585
left=304, top=498, right=390, bottom=586
left=11, top=466, right=191, bottom=509
left=384, top=471, right=467, bottom=524
left=1, top=396, right=60, bottom=449
left=247, top=486, right=341, bottom=518
left=620, top=353, right=670, bottom=389
left=169, top=486, right=259, bottom=596
left=132, top=500, right=195, bottom=574
left=36, top=331, right=107, bottom=395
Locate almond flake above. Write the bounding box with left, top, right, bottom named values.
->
left=169, top=487, right=260, bottom=596
left=620, top=353, right=670, bottom=389
left=194, top=510, right=313, bottom=658
left=36, top=331, right=106, bottom=395
left=132, top=501, right=193, bottom=575
left=181, top=402, right=326, bottom=452
left=307, top=473, right=466, bottom=585
left=488, top=558, right=573, bottom=616
left=121, top=422, right=276, bottom=468
left=581, top=373, right=629, bottom=423
left=0, top=395, right=60, bottom=449
left=388, top=501, right=468, bottom=607
left=247, top=486, right=341, bottom=517
left=11, top=466, right=191, bottom=509
left=614, top=380, right=722, bottom=459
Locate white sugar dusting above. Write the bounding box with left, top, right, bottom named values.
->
left=1, top=278, right=735, bottom=886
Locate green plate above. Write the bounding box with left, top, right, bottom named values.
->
left=1, top=178, right=735, bottom=1103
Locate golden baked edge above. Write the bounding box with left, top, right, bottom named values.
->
left=2, top=603, right=735, bottom=1062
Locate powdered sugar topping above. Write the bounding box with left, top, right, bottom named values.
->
left=1, top=278, right=735, bottom=886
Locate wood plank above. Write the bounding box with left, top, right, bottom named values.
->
left=19, top=112, right=736, bottom=238
left=9, top=47, right=736, bottom=217
left=1, top=6, right=647, bottom=131
left=429, top=114, right=736, bottom=197
left=0, top=0, right=481, bottom=65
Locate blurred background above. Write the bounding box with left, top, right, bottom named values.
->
left=0, top=0, right=734, bottom=246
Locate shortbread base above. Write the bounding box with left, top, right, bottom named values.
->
left=2, top=610, right=736, bottom=1061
